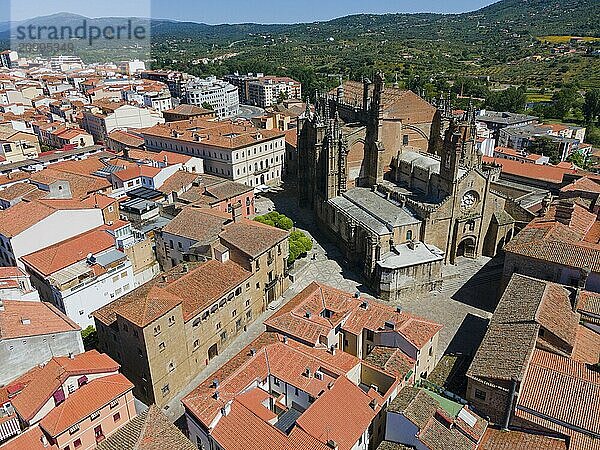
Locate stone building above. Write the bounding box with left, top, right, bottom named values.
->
left=93, top=260, right=264, bottom=407
left=297, top=73, right=519, bottom=300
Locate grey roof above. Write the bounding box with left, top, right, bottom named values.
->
left=329, top=188, right=420, bottom=236
left=378, top=242, right=444, bottom=270
left=397, top=151, right=467, bottom=178
left=95, top=248, right=127, bottom=267
left=128, top=187, right=165, bottom=200
left=120, top=197, right=159, bottom=213
left=476, top=111, right=538, bottom=126
left=274, top=407, right=302, bottom=434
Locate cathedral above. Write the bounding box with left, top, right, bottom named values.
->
left=297, top=73, right=523, bottom=301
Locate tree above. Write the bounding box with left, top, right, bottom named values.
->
left=254, top=212, right=293, bottom=230
left=583, top=89, right=600, bottom=125
left=81, top=326, right=98, bottom=351
left=288, top=230, right=313, bottom=264
left=567, top=151, right=590, bottom=170
left=527, top=136, right=561, bottom=165
left=276, top=91, right=288, bottom=104
left=551, top=85, right=581, bottom=120
left=201, top=102, right=214, bottom=110
left=485, top=86, right=527, bottom=113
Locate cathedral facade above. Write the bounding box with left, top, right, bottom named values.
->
left=297, top=73, right=518, bottom=301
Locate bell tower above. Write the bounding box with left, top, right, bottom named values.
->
left=361, top=71, right=386, bottom=188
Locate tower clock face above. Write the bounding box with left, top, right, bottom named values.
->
left=461, top=191, right=479, bottom=210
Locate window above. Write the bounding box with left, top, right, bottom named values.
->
left=154, top=325, right=161, bottom=336
left=159, top=342, right=165, bottom=352
left=220, top=331, right=227, bottom=342
left=169, top=240, right=174, bottom=249
left=403, top=134, right=409, bottom=146
left=216, top=322, right=221, bottom=330
left=168, top=361, right=175, bottom=372
left=90, top=411, right=101, bottom=421
left=194, top=339, right=199, bottom=349
left=273, top=377, right=280, bottom=386
left=68, top=425, right=80, bottom=435
left=168, top=316, right=175, bottom=326
left=68, top=384, right=75, bottom=394
left=231, top=309, right=237, bottom=318
left=245, top=299, right=250, bottom=307
left=474, top=389, right=487, bottom=401
left=406, top=230, right=413, bottom=241
left=246, top=310, right=252, bottom=320
left=161, top=384, right=170, bottom=396
left=113, top=412, right=121, bottom=422
left=110, top=399, right=119, bottom=409
left=74, top=439, right=81, bottom=448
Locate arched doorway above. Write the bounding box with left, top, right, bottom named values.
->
left=208, top=343, right=218, bottom=362
left=457, top=237, right=477, bottom=259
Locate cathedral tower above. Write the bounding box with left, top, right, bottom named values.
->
left=360, top=72, right=386, bottom=188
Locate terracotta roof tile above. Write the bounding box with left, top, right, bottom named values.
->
left=478, top=428, right=567, bottom=450
left=0, top=299, right=80, bottom=340
left=483, top=156, right=577, bottom=184
left=96, top=405, right=196, bottom=450
left=21, top=226, right=115, bottom=276
left=10, top=351, right=120, bottom=422
left=0, top=425, right=59, bottom=450
left=39, top=373, right=133, bottom=437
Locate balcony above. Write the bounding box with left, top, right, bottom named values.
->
left=265, top=277, right=279, bottom=291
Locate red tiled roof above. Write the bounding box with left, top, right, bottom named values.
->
left=296, top=376, right=377, bottom=450
left=0, top=300, right=80, bottom=340
left=571, top=325, right=600, bottom=365
left=478, top=428, right=567, bottom=450
left=113, top=165, right=161, bottom=181
left=561, top=176, right=600, bottom=194
left=0, top=266, right=26, bottom=278
left=20, top=226, right=115, bottom=276
left=515, top=349, right=600, bottom=449
left=10, top=351, right=120, bottom=422
left=266, top=282, right=442, bottom=350
left=0, top=425, right=58, bottom=450
left=39, top=373, right=133, bottom=437
left=483, top=156, right=576, bottom=184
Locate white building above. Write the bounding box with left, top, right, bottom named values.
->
left=82, top=103, right=165, bottom=144
left=0, top=199, right=105, bottom=269
left=21, top=224, right=138, bottom=329
left=140, top=118, right=286, bottom=187
left=184, top=76, right=239, bottom=118
left=0, top=266, right=40, bottom=301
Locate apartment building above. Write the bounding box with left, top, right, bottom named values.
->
left=183, top=331, right=408, bottom=450
left=224, top=73, right=302, bottom=107
left=0, top=351, right=135, bottom=450
left=0, top=126, right=39, bottom=163
left=157, top=205, right=289, bottom=304
left=265, top=282, right=442, bottom=380
left=184, top=76, right=239, bottom=119
left=81, top=101, right=164, bottom=144
left=21, top=225, right=137, bottom=329
left=0, top=299, right=84, bottom=385
left=247, top=76, right=303, bottom=108
left=140, top=118, right=286, bottom=187
left=0, top=199, right=105, bottom=269
left=93, top=259, right=265, bottom=407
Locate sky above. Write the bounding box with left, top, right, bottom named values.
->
left=7, top=0, right=498, bottom=23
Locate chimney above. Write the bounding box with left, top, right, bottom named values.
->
left=282, top=336, right=288, bottom=344
left=213, top=390, right=220, bottom=400
left=304, top=367, right=312, bottom=378
left=326, top=440, right=338, bottom=450
left=555, top=199, right=575, bottom=226
left=329, top=345, right=336, bottom=356
left=369, top=399, right=378, bottom=410
left=305, top=310, right=312, bottom=319
left=181, top=264, right=189, bottom=274
left=250, top=348, right=256, bottom=356
left=360, top=300, right=369, bottom=310
left=40, top=434, right=49, bottom=448
left=21, top=317, right=31, bottom=325
left=232, top=201, right=242, bottom=223
left=68, top=352, right=74, bottom=360
left=212, top=379, right=219, bottom=388
left=384, top=321, right=395, bottom=330
left=396, top=305, right=403, bottom=314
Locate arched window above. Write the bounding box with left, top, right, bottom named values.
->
left=406, top=230, right=413, bottom=241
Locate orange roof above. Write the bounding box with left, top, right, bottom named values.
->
left=0, top=426, right=58, bottom=450
left=81, top=192, right=117, bottom=209
left=516, top=349, right=600, bottom=449
left=40, top=373, right=134, bottom=437
left=10, top=351, right=120, bottom=422
left=29, top=168, right=111, bottom=198
left=0, top=266, right=26, bottom=278
left=483, top=156, right=576, bottom=184
left=21, top=226, right=115, bottom=276
left=108, top=130, right=145, bottom=148
left=139, top=118, right=284, bottom=150
left=571, top=325, right=600, bottom=365
left=113, top=165, right=161, bottom=181
left=0, top=299, right=80, bottom=340
left=561, top=176, right=600, bottom=194
left=266, top=282, right=442, bottom=350
left=296, top=376, right=378, bottom=450
left=479, top=427, right=567, bottom=450
left=51, top=157, right=106, bottom=176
